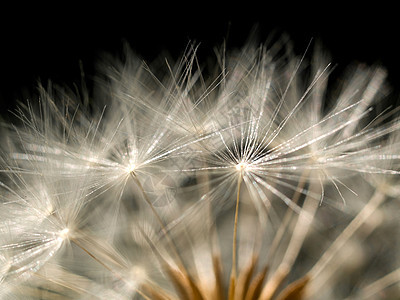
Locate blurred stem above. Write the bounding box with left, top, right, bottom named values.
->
left=198, top=161, right=225, bottom=299
left=71, top=238, right=121, bottom=280
left=261, top=179, right=319, bottom=299
left=359, top=267, right=400, bottom=299
left=33, top=272, right=100, bottom=298
left=266, top=171, right=309, bottom=263
left=228, top=172, right=243, bottom=300
left=70, top=238, right=150, bottom=300
left=130, top=172, right=180, bottom=259
left=308, top=190, right=385, bottom=280
left=130, top=172, right=165, bottom=228
left=130, top=171, right=203, bottom=298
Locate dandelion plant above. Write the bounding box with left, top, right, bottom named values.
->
left=1, top=36, right=400, bottom=299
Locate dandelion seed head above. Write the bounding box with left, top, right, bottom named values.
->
left=1, top=36, right=400, bottom=299
left=235, top=161, right=249, bottom=172
left=129, top=266, right=147, bottom=283
left=57, top=228, right=70, bottom=242
left=126, top=161, right=136, bottom=173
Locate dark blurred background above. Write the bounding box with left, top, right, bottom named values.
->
left=1, top=3, right=398, bottom=114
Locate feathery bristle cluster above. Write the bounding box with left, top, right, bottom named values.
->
left=1, top=38, right=400, bottom=299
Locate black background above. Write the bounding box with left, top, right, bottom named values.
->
left=1, top=4, right=398, bottom=114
